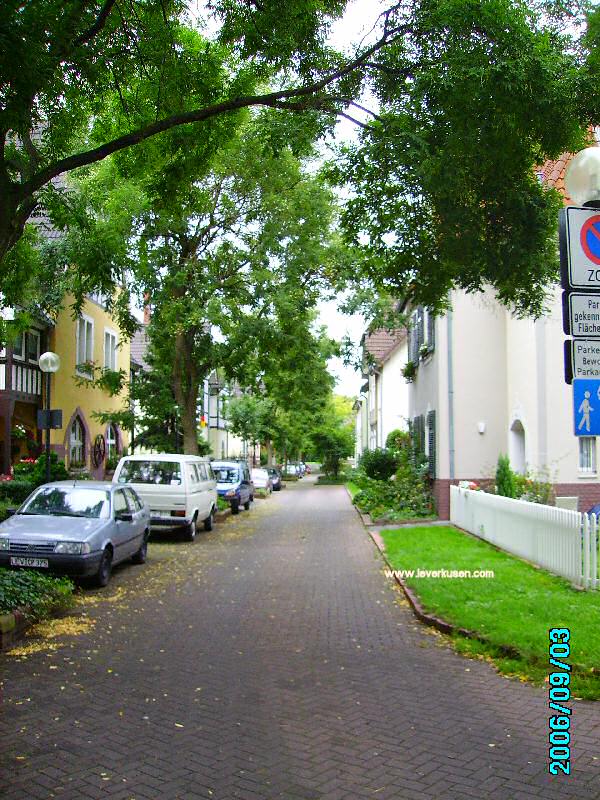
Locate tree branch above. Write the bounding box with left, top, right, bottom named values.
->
left=73, top=0, right=119, bottom=48
left=20, top=31, right=405, bottom=198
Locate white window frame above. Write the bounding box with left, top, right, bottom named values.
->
left=579, top=437, right=597, bottom=475
left=69, top=417, right=85, bottom=466
left=103, top=328, right=118, bottom=371
left=106, top=423, right=118, bottom=460
left=76, top=315, right=94, bottom=376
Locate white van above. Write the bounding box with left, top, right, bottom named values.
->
left=112, top=454, right=217, bottom=541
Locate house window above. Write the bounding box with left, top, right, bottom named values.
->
left=70, top=417, right=86, bottom=466
left=88, top=291, right=108, bottom=308
left=408, top=306, right=435, bottom=364
left=26, top=330, right=40, bottom=363
left=106, top=424, right=118, bottom=460
left=104, top=329, right=118, bottom=370
left=76, top=317, right=94, bottom=374
left=12, top=332, right=24, bottom=361
left=579, top=437, right=596, bottom=473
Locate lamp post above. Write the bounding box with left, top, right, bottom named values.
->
left=565, top=147, right=600, bottom=208
left=39, top=351, right=61, bottom=483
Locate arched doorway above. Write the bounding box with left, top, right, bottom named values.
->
left=509, top=419, right=526, bottom=475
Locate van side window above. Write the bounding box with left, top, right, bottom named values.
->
left=198, top=464, right=207, bottom=481
left=188, top=464, right=198, bottom=484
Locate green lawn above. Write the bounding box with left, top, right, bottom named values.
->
left=346, top=481, right=360, bottom=500
left=381, top=525, right=600, bottom=700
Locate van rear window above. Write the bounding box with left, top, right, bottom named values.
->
left=118, top=461, right=182, bottom=485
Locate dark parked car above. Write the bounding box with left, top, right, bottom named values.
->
left=0, top=481, right=150, bottom=587
left=212, top=461, right=254, bottom=514
left=267, top=467, right=282, bottom=491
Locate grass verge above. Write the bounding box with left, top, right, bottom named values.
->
left=346, top=481, right=360, bottom=500
left=381, top=525, right=600, bottom=700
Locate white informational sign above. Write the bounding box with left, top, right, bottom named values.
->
left=562, top=206, right=600, bottom=289
left=571, top=339, right=600, bottom=379
left=565, top=293, right=600, bottom=338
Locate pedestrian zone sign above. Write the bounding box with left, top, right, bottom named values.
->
left=573, top=379, right=600, bottom=436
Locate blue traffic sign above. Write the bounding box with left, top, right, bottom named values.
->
left=573, top=379, right=600, bottom=435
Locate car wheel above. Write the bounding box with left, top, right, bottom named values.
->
left=244, top=498, right=251, bottom=510
left=95, top=547, right=113, bottom=587
left=204, top=507, right=215, bottom=531
left=131, top=532, right=148, bottom=564
left=183, top=514, right=197, bottom=542
left=231, top=500, right=240, bottom=515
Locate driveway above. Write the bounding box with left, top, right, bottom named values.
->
left=1, top=479, right=598, bottom=799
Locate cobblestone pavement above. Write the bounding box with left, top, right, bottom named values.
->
left=1, top=480, right=599, bottom=800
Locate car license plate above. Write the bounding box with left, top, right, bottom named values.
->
left=10, top=557, right=49, bottom=568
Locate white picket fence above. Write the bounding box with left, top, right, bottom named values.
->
left=450, top=486, right=599, bottom=590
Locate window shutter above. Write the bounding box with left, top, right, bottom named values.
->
left=427, top=310, right=435, bottom=351
left=427, top=410, right=436, bottom=478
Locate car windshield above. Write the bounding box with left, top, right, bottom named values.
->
left=21, top=487, right=110, bottom=519
left=118, top=461, right=182, bottom=485
left=214, top=467, right=239, bottom=483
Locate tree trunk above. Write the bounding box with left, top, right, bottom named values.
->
left=172, top=330, right=200, bottom=455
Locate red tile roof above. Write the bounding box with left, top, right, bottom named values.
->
left=364, top=328, right=406, bottom=364
left=539, top=153, right=572, bottom=204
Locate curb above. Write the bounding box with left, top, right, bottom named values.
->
left=366, top=529, right=521, bottom=659
left=215, top=508, right=232, bottom=522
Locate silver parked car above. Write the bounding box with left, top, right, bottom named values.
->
left=0, top=481, right=150, bottom=587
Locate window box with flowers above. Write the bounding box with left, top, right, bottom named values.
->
left=402, top=360, right=417, bottom=383
left=419, top=343, right=433, bottom=361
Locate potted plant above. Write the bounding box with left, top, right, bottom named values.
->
left=419, top=342, right=432, bottom=360
left=402, top=360, right=417, bottom=382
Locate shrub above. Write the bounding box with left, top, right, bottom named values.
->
left=359, top=448, right=397, bottom=481
left=495, top=454, right=516, bottom=499
left=353, top=473, right=434, bottom=521
left=0, top=480, right=36, bottom=504
left=385, top=429, right=412, bottom=454
left=513, top=472, right=555, bottom=505
left=0, top=568, right=74, bottom=618
left=32, top=453, right=69, bottom=484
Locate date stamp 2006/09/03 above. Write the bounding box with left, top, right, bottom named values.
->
left=548, top=628, right=572, bottom=776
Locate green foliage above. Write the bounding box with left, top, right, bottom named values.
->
left=353, top=468, right=434, bottom=521
left=0, top=569, right=74, bottom=618
left=386, top=429, right=411, bottom=454
left=359, top=448, right=397, bottom=481
left=496, top=454, right=517, bottom=499
left=30, top=453, right=69, bottom=486
left=309, top=394, right=355, bottom=477
left=330, top=1, right=588, bottom=317
left=513, top=471, right=555, bottom=505
left=196, top=439, right=213, bottom=457
left=0, top=481, right=35, bottom=504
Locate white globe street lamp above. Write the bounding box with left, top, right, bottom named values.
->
left=565, top=147, right=600, bottom=208
left=39, top=351, right=61, bottom=482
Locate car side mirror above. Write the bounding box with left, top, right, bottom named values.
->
left=116, top=511, right=133, bottom=522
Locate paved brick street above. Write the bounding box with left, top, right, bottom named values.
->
left=1, top=480, right=599, bottom=800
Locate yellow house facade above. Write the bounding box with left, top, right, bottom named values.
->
left=0, top=292, right=130, bottom=479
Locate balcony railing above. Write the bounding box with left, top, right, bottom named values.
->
left=0, top=360, right=43, bottom=397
